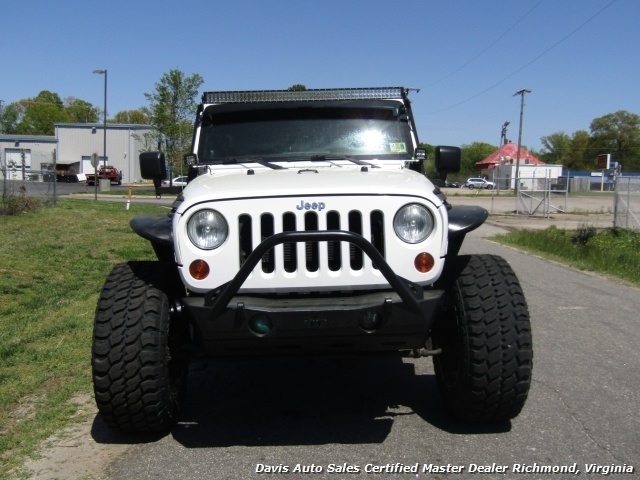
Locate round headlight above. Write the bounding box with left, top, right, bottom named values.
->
left=187, top=209, right=228, bottom=250
left=393, top=204, right=434, bottom=244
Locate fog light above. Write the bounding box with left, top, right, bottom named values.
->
left=359, top=311, right=382, bottom=332
left=414, top=253, right=434, bottom=273
left=248, top=314, right=273, bottom=337
left=189, top=259, right=210, bottom=280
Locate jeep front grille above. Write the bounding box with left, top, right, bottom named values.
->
left=238, top=209, right=385, bottom=274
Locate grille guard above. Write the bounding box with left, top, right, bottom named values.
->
left=204, top=230, right=429, bottom=319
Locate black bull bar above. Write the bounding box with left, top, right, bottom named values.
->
left=203, top=230, right=440, bottom=320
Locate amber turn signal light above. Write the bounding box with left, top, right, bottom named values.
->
left=189, top=260, right=210, bottom=280
left=414, top=253, right=434, bottom=273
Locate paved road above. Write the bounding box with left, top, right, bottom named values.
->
left=79, top=223, right=637, bottom=480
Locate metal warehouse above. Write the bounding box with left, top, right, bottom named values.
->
left=0, top=134, right=58, bottom=181
left=55, top=123, right=153, bottom=184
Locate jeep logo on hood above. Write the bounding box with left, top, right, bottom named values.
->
left=296, top=200, right=326, bottom=212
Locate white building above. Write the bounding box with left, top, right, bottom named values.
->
left=493, top=163, right=564, bottom=191
left=55, top=123, right=153, bottom=184
left=0, top=134, right=58, bottom=181
left=2, top=124, right=155, bottom=184
left=476, top=142, right=563, bottom=191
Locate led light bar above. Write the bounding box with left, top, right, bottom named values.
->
left=203, top=87, right=405, bottom=104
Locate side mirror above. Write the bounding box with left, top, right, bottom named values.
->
left=140, top=151, right=167, bottom=192
left=140, top=151, right=166, bottom=180
left=435, top=146, right=461, bottom=181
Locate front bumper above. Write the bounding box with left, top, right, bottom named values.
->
left=179, top=231, right=445, bottom=357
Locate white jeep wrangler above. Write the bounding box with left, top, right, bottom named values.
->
left=92, top=87, right=532, bottom=433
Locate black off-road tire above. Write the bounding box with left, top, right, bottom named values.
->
left=92, top=261, right=188, bottom=433
left=433, top=254, right=532, bottom=423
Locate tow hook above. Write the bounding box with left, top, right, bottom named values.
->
left=412, top=338, right=442, bottom=357
left=412, top=347, right=443, bottom=357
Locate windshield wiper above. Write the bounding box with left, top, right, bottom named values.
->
left=308, top=154, right=380, bottom=168
left=221, top=157, right=287, bottom=170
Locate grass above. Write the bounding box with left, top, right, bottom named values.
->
left=493, top=224, right=640, bottom=286
left=0, top=197, right=166, bottom=477
left=72, top=186, right=159, bottom=197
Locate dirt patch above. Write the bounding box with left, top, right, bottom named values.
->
left=14, top=395, right=130, bottom=480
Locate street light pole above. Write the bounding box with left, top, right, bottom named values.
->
left=93, top=70, right=107, bottom=169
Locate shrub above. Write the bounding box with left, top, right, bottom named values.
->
left=0, top=194, right=43, bottom=216
left=572, top=223, right=597, bottom=246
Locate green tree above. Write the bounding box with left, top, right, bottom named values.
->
left=287, top=84, right=307, bottom=91
left=460, top=141, right=496, bottom=176
left=112, top=108, right=151, bottom=124
left=589, top=110, right=640, bottom=171
left=565, top=130, right=591, bottom=171
left=0, top=103, right=20, bottom=134
left=539, top=131, right=571, bottom=164
left=15, top=91, right=69, bottom=135
left=145, top=69, right=204, bottom=168
left=63, top=97, right=100, bottom=123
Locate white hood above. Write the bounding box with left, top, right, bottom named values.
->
left=176, top=164, right=439, bottom=213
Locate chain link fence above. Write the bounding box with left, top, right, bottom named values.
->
left=614, top=176, right=640, bottom=230
left=489, top=174, right=568, bottom=217
left=1, top=150, right=57, bottom=213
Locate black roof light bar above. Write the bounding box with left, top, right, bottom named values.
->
left=202, top=87, right=408, bottom=104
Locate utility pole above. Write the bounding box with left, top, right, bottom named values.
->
left=513, top=88, right=531, bottom=196
left=497, top=120, right=510, bottom=194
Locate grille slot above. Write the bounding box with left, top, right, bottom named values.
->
left=238, top=214, right=253, bottom=268
left=348, top=211, right=363, bottom=270
left=370, top=210, right=385, bottom=270
left=282, top=212, right=297, bottom=273
left=237, top=208, right=386, bottom=275
left=305, top=212, right=319, bottom=272
left=327, top=211, right=341, bottom=271
left=260, top=214, right=275, bottom=273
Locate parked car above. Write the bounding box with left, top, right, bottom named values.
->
left=162, top=175, right=188, bottom=187
left=445, top=181, right=460, bottom=188
left=464, top=177, right=495, bottom=190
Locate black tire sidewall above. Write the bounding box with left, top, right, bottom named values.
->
left=433, top=254, right=532, bottom=423
left=92, top=261, right=186, bottom=433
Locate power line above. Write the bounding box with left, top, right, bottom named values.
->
left=423, top=0, right=618, bottom=115
left=425, top=0, right=543, bottom=88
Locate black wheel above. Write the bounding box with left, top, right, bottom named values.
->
left=92, top=261, right=188, bottom=433
left=468, top=184, right=475, bottom=189
left=433, top=255, right=532, bottom=423
left=486, top=185, right=493, bottom=190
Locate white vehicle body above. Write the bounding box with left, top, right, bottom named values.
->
left=173, top=160, right=449, bottom=293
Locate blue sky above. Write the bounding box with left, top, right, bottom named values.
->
left=2, top=0, right=637, bottom=151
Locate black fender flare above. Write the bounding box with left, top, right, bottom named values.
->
left=446, top=205, right=488, bottom=258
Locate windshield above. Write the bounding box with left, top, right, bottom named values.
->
left=197, top=100, right=413, bottom=163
